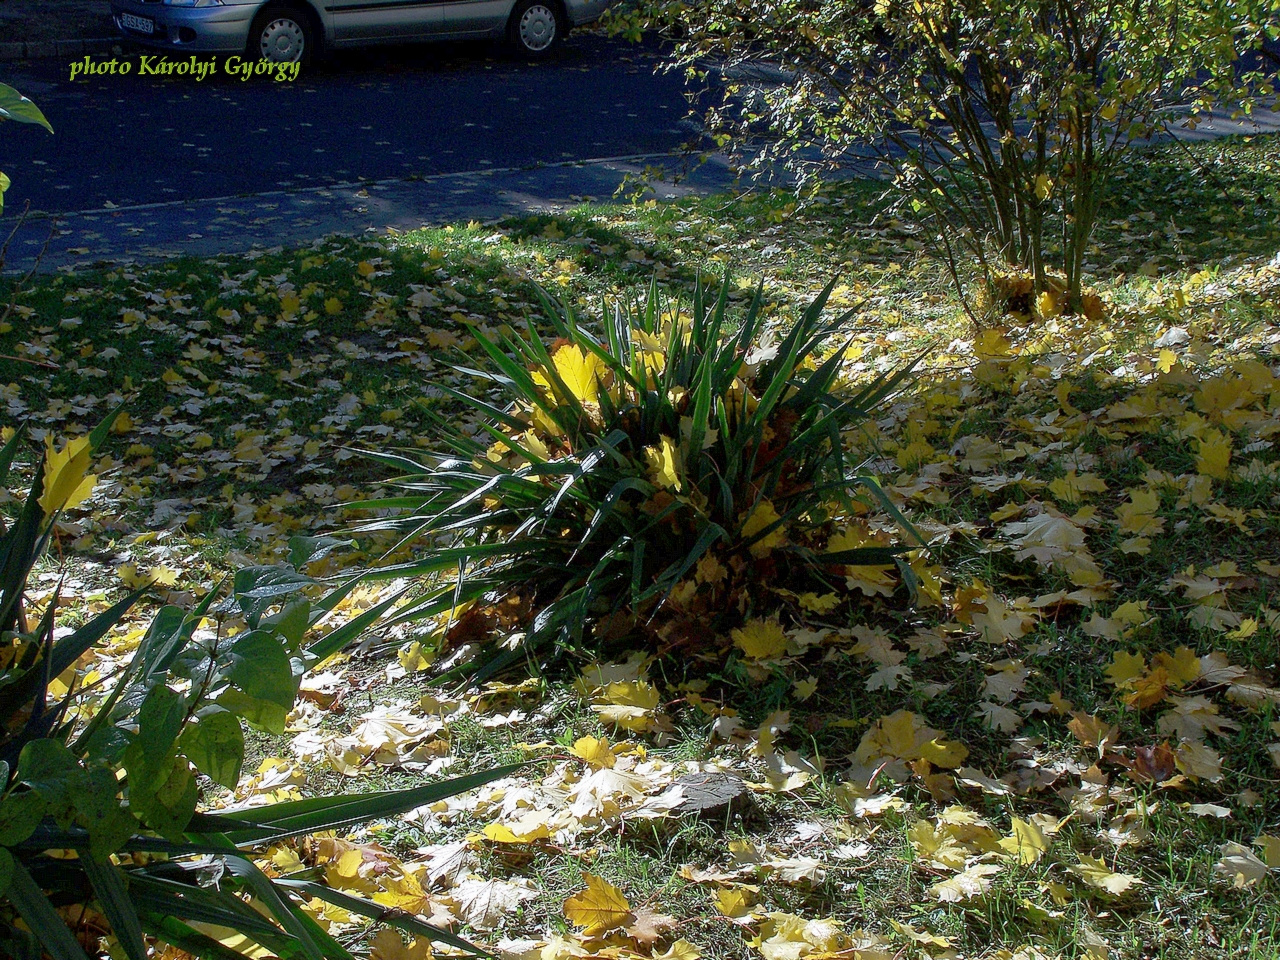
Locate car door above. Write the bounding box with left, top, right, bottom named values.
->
left=437, top=0, right=513, bottom=35
left=328, top=0, right=443, bottom=42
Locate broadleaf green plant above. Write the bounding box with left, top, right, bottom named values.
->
left=0, top=423, right=514, bottom=959
left=358, top=274, right=923, bottom=680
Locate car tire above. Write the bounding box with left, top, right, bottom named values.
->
left=248, top=4, right=316, bottom=65
left=506, top=0, right=564, bottom=59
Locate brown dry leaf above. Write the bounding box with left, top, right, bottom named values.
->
left=626, top=906, right=677, bottom=946
left=1068, top=713, right=1120, bottom=754
left=1125, top=743, right=1177, bottom=783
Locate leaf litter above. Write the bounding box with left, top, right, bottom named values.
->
left=3, top=136, right=1280, bottom=960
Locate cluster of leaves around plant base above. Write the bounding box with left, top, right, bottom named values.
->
left=354, top=274, right=927, bottom=680
left=0, top=422, right=518, bottom=959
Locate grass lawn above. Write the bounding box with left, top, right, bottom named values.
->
left=2, top=132, right=1280, bottom=960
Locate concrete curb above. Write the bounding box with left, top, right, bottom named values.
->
left=0, top=37, right=121, bottom=63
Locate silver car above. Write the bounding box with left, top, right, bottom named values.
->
left=109, top=0, right=613, bottom=62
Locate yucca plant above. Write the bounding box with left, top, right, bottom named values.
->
left=0, top=423, right=516, bottom=960
left=359, top=274, right=922, bottom=677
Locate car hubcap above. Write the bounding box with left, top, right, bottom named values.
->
left=519, top=5, right=556, bottom=52
left=259, top=18, right=306, bottom=62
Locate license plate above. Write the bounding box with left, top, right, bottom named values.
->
left=120, top=12, right=154, bottom=34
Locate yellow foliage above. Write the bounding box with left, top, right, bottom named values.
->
left=569, top=736, right=616, bottom=769
left=740, top=498, right=787, bottom=557
left=644, top=435, right=682, bottom=491
left=856, top=710, right=968, bottom=774
left=39, top=435, right=97, bottom=517
left=731, top=618, right=789, bottom=661
left=537, top=344, right=607, bottom=406
left=562, top=873, right=633, bottom=935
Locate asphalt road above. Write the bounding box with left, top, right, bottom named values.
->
left=2, top=34, right=1274, bottom=274
left=1, top=33, right=704, bottom=218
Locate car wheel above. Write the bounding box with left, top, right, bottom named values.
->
left=507, top=0, right=564, bottom=59
left=249, top=4, right=315, bottom=64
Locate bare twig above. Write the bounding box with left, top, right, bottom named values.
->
left=0, top=202, right=59, bottom=365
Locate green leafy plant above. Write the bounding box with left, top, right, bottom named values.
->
left=0, top=82, right=53, bottom=219
left=0, top=423, right=516, bottom=959
left=358, top=275, right=922, bottom=679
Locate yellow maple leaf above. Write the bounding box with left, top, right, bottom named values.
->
left=1123, top=665, right=1172, bottom=709
left=1114, top=488, right=1163, bottom=536
left=714, top=887, right=756, bottom=919
left=1067, top=712, right=1118, bottom=752
left=798, top=592, right=841, bottom=614
left=1151, top=646, right=1200, bottom=688
left=1000, top=817, right=1049, bottom=865
left=483, top=809, right=553, bottom=844
left=1156, top=348, right=1178, bottom=373
left=1070, top=854, right=1141, bottom=895
left=652, top=940, right=702, bottom=960
left=39, top=435, right=97, bottom=517
left=856, top=710, right=968, bottom=771
left=563, top=873, right=633, bottom=935
left=117, top=564, right=178, bottom=590
left=569, top=736, right=616, bottom=769
left=397, top=641, right=435, bottom=673
left=1048, top=470, right=1107, bottom=503
left=186, top=925, right=278, bottom=959
left=1256, top=835, right=1280, bottom=869
left=369, top=930, right=432, bottom=960
left=974, top=329, right=1012, bottom=360
left=539, top=344, right=606, bottom=406
left=643, top=435, right=682, bottom=491
left=908, top=820, right=969, bottom=870
left=1195, top=430, right=1232, bottom=480
left=931, top=863, right=1001, bottom=902
left=792, top=677, right=818, bottom=701
left=731, top=618, right=788, bottom=661
left=740, top=498, right=787, bottom=557
left=695, top=554, right=727, bottom=585
left=591, top=680, right=661, bottom=732
left=1225, top=618, right=1259, bottom=641
left=357, top=260, right=376, bottom=278
left=1194, top=376, right=1250, bottom=419
left=1105, top=651, right=1146, bottom=688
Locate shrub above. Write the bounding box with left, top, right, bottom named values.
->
left=359, top=275, right=921, bottom=678
left=612, top=0, right=1280, bottom=314
left=0, top=422, right=515, bottom=959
